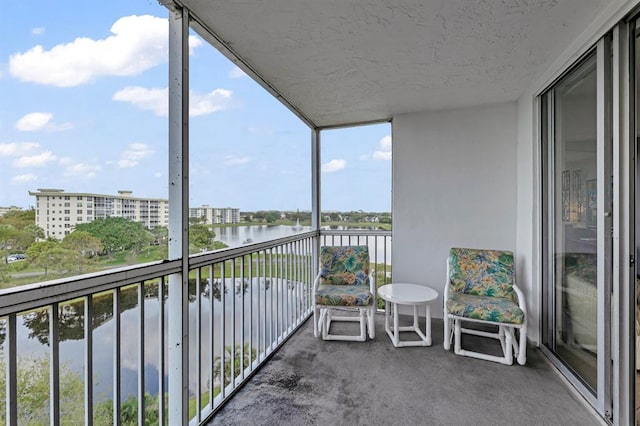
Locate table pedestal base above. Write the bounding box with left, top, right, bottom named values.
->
left=384, top=301, right=432, bottom=347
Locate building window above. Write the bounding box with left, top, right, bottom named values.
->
left=77, top=210, right=82, bottom=214
left=64, top=202, right=70, bottom=207
left=87, top=210, right=92, bottom=215
left=64, top=210, right=70, bottom=214
left=77, top=203, right=83, bottom=207
left=77, top=217, right=83, bottom=222
left=64, top=217, right=70, bottom=222
left=77, top=196, right=83, bottom=200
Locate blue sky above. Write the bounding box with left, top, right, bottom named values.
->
left=0, top=1, right=391, bottom=212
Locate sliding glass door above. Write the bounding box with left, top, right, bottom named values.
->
left=541, top=36, right=612, bottom=416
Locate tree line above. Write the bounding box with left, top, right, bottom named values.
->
left=0, top=211, right=226, bottom=284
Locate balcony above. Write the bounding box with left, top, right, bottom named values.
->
left=0, top=230, right=393, bottom=424
left=2, top=0, right=636, bottom=424
left=0, top=229, right=601, bottom=425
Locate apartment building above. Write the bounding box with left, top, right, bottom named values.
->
left=189, top=205, right=240, bottom=224
left=29, top=189, right=169, bottom=239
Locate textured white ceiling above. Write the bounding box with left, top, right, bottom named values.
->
left=172, top=0, right=609, bottom=128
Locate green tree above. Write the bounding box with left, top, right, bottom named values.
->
left=62, top=231, right=103, bottom=274
left=0, top=209, right=35, bottom=229
left=379, top=216, right=392, bottom=224
left=0, top=209, right=43, bottom=257
left=74, top=217, right=153, bottom=255
left=0, top=356, right=84, bottom=424
left=0, top=224, right=19, bottom=263
left=265, top=212, right=278, bottom=223
left=150, top=225, right=168, bottom=244
left=189, top=224, right=216, bottom=253
left=26, top=240, right=75, bottom=277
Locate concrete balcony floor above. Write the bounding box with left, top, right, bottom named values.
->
left=211, top=314, right=603, bottom=425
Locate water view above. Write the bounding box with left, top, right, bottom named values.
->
left=2, top=273, right=310, bottom=422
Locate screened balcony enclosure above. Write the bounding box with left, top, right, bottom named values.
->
left=5, top=0, right=640, bottom=424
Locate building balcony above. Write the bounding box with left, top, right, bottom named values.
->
left=0, top=229, right=601, bottom=424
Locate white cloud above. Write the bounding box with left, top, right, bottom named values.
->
left=59, top=157, right=101, bottom=177
left=373, top=150, right=392, bottom=160
left=113, top=87, right=166, bottom=116
left=14, top=112, right=73, bottom=132
left=11, top=173, right=37, bottom=183
left=15, top=112, right=51, bottom=131
left=13, top=151, right=57, bottom=168
left=322, top=159, right=346, bottom=173
left=154, top=172, right=162, bottom=178
left=190, top=89, right=233, bottom=116
left=379, top=135, right=392, bottom=150
left=373, top=135, right=392, bottom=160
left=0, top=142, right=40, bottom=156
left=117, top=143, right=154, bottom=168
left=113, top=86, right=232, bottom=117
left=31, top=27, right=45, bottom=35
left=224, top=155, right=251, bottom=166
left=10, top=15, right=202, bottom=87
left=229, top=66, right=247, bottom=79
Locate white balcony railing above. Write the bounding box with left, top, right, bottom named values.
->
left=0, top=229, right=391, bottom=425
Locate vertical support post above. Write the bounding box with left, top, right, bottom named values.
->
left=596, top=34, right=613, bottom=419
left=168, top=5, right=190, bottom=425
left=6, top=314, right=16, bottom=426
left=84, top=297, right=94, bottom=426
left=158, top=277, right=166, bottom=425
left=612, top=22, right=634, bottom=426
left=50, top=304, right=60, bottom=426
left=311, top=128, right=321, bottom=274
left=113, top=290, right=121, bottom=423
left=138, top=283, right=146, bottom=426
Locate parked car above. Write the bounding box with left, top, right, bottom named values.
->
left=6, top=254, right=26, bottom=263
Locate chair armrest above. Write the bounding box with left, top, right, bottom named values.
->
left=312, top=272, right=322, bottom=297
left=513, top=284, right=527, bottom=316
left=444, top=262, right=450, bottom=309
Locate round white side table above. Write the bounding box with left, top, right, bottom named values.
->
left=377, top=283, right=439, bottom=347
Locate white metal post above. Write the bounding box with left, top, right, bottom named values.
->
left=168, top=5, right=190, bottom=425
left=612, top=22, right=634, bottom=426
left=596, top=35, right=613, bottom=419
left=311, top=128, right=321, bottom=271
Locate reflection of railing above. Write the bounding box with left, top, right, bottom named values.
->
left=0, top=229, right=391, bottom=424
left=320, top=229, right=392, bottom=308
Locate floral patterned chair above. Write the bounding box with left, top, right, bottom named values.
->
left=443, top=247, right=527, bottom=365
left=313, top=245, right=376, bottom=341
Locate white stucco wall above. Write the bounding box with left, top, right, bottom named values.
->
left=392, top=102, right=518, bottom=317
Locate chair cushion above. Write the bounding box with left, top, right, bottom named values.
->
left=446, top=292, right=524, bottom=325
left=448, top=247, right=516, bottom=302
left=315, top=284, right=373, bottom=307
left=319, top=245, right=370, bottom=286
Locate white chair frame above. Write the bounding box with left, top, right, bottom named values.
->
left=443, top=263, right=527, bottom=365
left=312, top=272, right=376, bottom=342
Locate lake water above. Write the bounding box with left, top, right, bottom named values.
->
left=213, top=224, right=313, bottom=247
left=214, top=224, right=391, bottom=264
left=7, top=276, right=307, bottom=415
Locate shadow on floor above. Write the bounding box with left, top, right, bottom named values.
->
left=210, top=314, right=603, bottom=426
